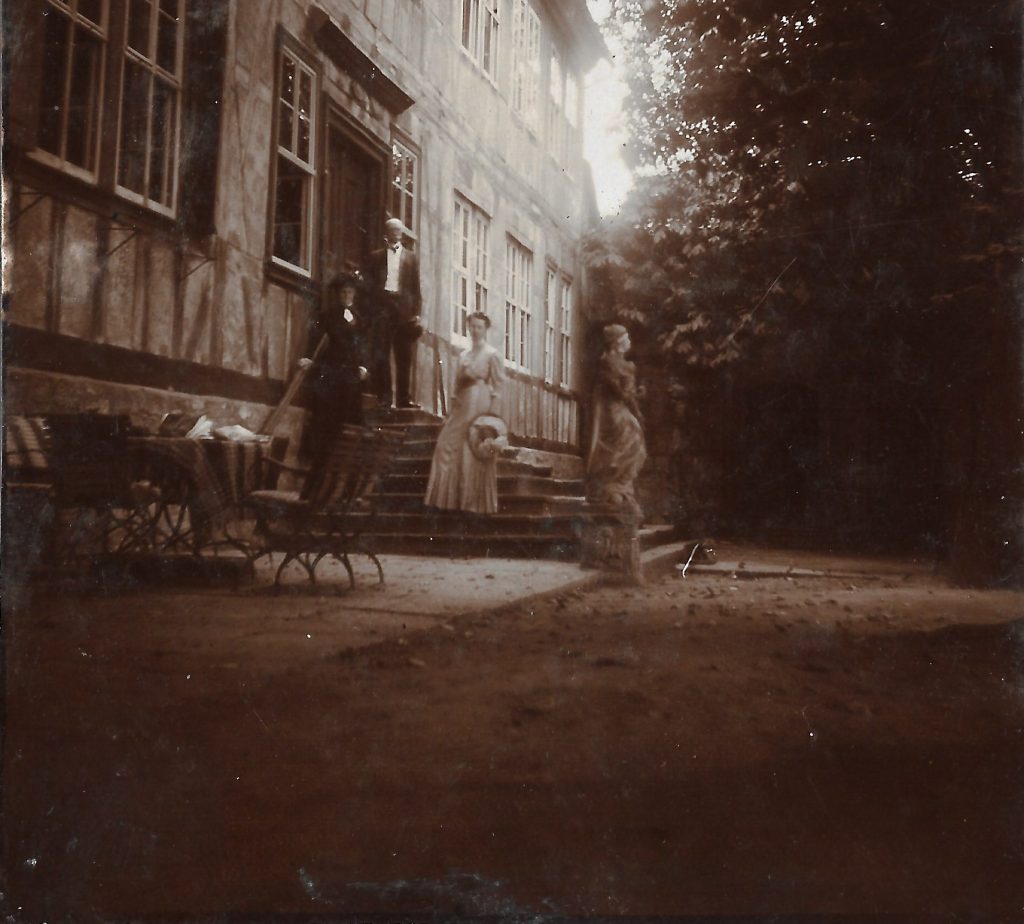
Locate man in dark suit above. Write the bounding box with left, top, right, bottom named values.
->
left=365, top=217, right=423, bottom=409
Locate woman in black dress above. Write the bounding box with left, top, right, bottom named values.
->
left=298, top=272, right=369, bottom=464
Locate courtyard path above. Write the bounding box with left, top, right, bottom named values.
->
left=5, top=550, right=1023, bottom=919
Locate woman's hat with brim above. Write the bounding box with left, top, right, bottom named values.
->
left=467, top=414, right=509, bottom=461
left=329, top=271, right=361, bottom=289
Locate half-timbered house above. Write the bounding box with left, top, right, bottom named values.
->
left=5, top=0, right=606, bottom=450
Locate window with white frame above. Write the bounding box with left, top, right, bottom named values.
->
left=558, top=275, right=573, bottom=387
left=505, top=237, right=533, bottom=369
left=565, top=69, right=579, bottom=130
left=510, top=0, right=541, bottom=130
left=33, top=0, right=186, bottom=215
left=452, top=196, right=490, bottom=339
left=547, top=46, right=564, bottom=161
left=117, top=0, right=185, bottom=211
left=390, top=138, right=418, bottom=236
left=564, top=69, right=579, bottom=166
left=543, top=267, right=558, bottom=383
left=460, top=0, right=499, bottom=80
left=36, top=0, right=108, bottom=179
left=270, top=45, right=317, bottom=275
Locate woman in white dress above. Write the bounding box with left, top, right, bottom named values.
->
left=425, top=312, right=505, bottom=514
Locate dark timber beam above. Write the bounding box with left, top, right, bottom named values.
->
left=308, top=6, right=415, bottom=114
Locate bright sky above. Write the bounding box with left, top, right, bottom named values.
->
left=583, top=0, right=633, bottom=216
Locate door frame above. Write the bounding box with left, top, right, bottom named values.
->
left=319, top=98, right=391, bottom=290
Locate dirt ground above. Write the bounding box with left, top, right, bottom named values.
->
left=4, top=554, right=1023, bottom=920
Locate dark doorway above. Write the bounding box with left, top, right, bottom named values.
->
left=321, top=121, right=384, bottom=283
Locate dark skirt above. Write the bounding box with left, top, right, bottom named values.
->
left=301, top=372, right=364, bottom=464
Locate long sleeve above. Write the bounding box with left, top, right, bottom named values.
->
left=487, top=349, right=505, bottom=402
left=305, top=311, right=325, bottom=358
left=405, top=251, right=422, bottom=315
left=453, top=350, right=472, bottom=392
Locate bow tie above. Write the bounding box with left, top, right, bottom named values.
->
left=389, top=244, right=401, bottom=252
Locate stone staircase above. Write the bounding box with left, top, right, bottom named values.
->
left=355, top=408, right=675, bottom=560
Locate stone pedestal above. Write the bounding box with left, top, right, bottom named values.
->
left=578, top=504, right=643, bottom=584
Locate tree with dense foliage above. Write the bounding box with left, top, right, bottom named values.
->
left=589, top=0, right=1022, bottom=582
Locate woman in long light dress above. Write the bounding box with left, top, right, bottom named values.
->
left=425, top=312, right=505, bottom=514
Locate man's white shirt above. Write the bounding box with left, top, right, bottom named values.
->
left=385, top=244, right=402, bottom=293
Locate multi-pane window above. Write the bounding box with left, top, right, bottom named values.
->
left=505, top=238, right=533, bottom=369
left=271, top=46, right=317, bottom=275
left=565, top=70, right=581, bottom=127
left=37, top=0, right=107, bottom=177
left=474, top=211, right=489, bottom=319
left=563, top=69, right=579, bottom=166
left=510, top=0, right=541, bottom=130
left=565, top=70, right=579, bottom=129
left=460, top=0, right=499, bottom=80
left=547, top=47, right=564, bottom=161
left=545, top=270, right=572, bottom=386
left=558, top=276, right=573, bottom=387
left=390, top=139, right=418, bottom=235
left=117, top=0, right=185, bottom=211
left=32, top=0, right=186, bottom=216
left=543, top=268, right=558, bottom=383
left=452, top=196, right=490, bottom=339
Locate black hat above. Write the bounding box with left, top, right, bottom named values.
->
left=330, top=271, right=361, bottom=289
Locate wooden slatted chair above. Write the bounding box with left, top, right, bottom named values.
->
left=243, top=425, right=405, bottom=589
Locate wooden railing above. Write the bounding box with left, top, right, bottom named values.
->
left=502, top=371, right=580, bottom=448
left=422, top=335, right=580, bottom=449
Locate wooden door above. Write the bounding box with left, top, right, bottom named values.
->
left=321, top=126, right=382, bottom=283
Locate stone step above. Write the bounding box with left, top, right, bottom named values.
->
left=376, top=492, right=589, bottom=516
left=366, top=532, right=581, bottom=560
left=393, top=439, right=564, bottom=463
left=365, top=408, right=441, bottom=426
left=355, top=411, right=593, bottom=559
left=504, top=446, right=585, bottom=480
left=380, top=473, right=585, bottom=497
left=386, top=431, right=584, bottom=470
left=360, top=524, right=677, bottom=561
left=346, top=510, right=580, bottom=538
left=353, top=513, right=677, bottom=545
left=394, top=439, right=437, bottom=460
left=375, top=422, right=444, bottom=441
left=389, top=456, right=554, bottom=478
left=640, top=524, right=678, bottom=548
